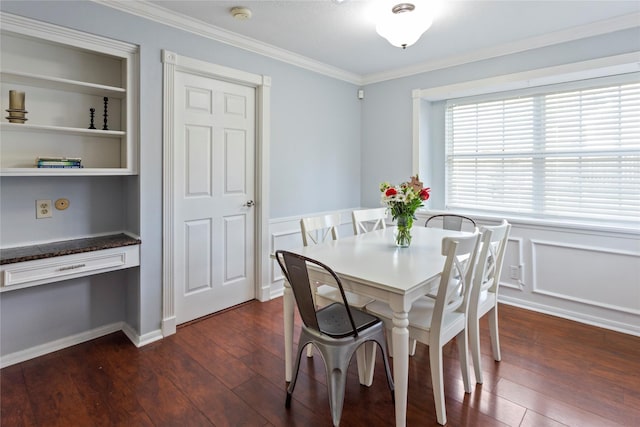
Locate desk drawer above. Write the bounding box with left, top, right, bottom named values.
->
left=1, top=245, right=140, bottom=291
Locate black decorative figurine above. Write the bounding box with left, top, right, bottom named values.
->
left=102, top=97, right=109, bottom=130
left=88, top=107, right=96, bottom=129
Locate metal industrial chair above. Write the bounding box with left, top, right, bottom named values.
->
left=275, top=250, right=394, bottom=427
left=366, top=232, right=481, bottom=425
left=469, top=220, right=511, bottom=384
left=351, top=207, right=387, bottom=235
left=425, top=214, right=477, bottom=231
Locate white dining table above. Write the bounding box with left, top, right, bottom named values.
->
left=281, top=226, right=469, bottom=427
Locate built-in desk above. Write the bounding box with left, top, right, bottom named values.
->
left=0, top=233, right=141, bottom=291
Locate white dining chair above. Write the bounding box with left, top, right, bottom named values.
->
left=468, top=219, right=511, bottom=384
left=300, top=214, right=374, bottom=308
left=300, top=214, right=375, bottom=357
left=351, top=207, right=387, bottom=235
left=366, top=232, right=481, bottom=425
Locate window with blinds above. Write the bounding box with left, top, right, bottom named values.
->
left=445, top=76, right=640, bottom=225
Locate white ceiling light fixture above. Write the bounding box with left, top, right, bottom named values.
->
left=376, top=2, right=433, bottom=49
left=230, top=6, right=252, bottom=20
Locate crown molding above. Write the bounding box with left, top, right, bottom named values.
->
left=93, top=1, right=638, bottom=87
left=92, top=0, right=362, bottom=85
left=363, top=12, right=640, bottom=85
left=1, top=11, right=137, bottom=56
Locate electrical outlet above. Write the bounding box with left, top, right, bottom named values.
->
left=510, top=265, right=520, bottom=280
left=36, top=199, right=53, bottom=219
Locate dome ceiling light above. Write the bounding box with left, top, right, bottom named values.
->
left=375, top=2, right=433, bottom=49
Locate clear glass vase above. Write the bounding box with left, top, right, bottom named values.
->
left=394, top=214, right=414, bottom=247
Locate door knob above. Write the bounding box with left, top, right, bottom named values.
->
left=244, top=200, right=255, bottom=207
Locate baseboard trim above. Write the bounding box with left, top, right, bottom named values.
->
left=123, top=323, right=163, bottom=347
left=0, top=322, right=123, bottom=368
left=0, top=322, right=164, bottom=368
left=499, top=296, right=640, bottom=337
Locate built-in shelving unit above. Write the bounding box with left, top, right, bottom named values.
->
left=0, top=13, right=139, bottom=176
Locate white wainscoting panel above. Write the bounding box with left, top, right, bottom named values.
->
left=531, top=239, right=640, bottom=315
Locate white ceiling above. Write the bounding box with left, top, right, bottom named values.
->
left=106, top=0, right=640, bottom=82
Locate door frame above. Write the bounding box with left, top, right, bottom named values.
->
left=161, top=50, right=271, bottom=336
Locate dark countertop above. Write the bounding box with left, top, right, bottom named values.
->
left=0, top=233, right=141, bottom=265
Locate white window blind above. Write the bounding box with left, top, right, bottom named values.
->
left=445, top=76, right=640, bottom=225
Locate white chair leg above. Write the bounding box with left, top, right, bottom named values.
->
left=488, top=307, right=501, bottom=361
left=429, top=344, right=447, bottom=425
left=456, top=331, right=472, bottom=393
left=409, top=339, right=417, bottom=356
left=468, top=314, right=483, bottom=384
left=306, top=343, right=314, bottom=357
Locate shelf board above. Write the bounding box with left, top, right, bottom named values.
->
left=1, top=69, right=126, bottom=98
left=1, top=122, right=125, bottom=137
left=1, top=167, right=135, bottom=176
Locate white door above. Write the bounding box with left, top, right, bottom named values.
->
left=173, top=70, right=255, bottom=324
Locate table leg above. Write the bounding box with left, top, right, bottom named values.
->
left=392, top=310, right=409, bottom=427
left=283, top=281, right=294, bottom=382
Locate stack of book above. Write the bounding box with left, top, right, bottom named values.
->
left=36, top=157, right=83, bottom=169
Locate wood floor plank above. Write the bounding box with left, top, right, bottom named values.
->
left=233, top=374, right=330, bottom=426
left=520, top=410, right=570, bottom=427
left=60, top=335, right=154, bottom=426
left=149, top=335, right=270, bottom=426
left=0, top=365, right=38, bottom=426
left=173, top=323, right=258, bottom=390
left=20, top=355, right=95, bottom=426
left=494, top=377, right=626, bottom=427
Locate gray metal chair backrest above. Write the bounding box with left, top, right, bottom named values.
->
left=426, top=214, right=477, bottom=231
left=275, top=250, right=358, bottom=337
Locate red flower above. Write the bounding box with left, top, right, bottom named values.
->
left=385, top=188, right=397, bottom=197
left=419, top=188, right=431, bottom=201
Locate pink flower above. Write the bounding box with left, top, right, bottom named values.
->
left=385, top=188, right=397, bottom=197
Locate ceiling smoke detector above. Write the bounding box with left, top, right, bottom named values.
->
left=230, top=6, right=252, bottom=20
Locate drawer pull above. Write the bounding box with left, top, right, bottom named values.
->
left=57, top=263, right=86, bottom=271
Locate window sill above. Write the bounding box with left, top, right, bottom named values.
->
left=417, top=208, right=640, bottom=238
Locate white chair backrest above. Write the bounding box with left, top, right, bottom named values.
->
left=352, top=208, right=387, bottom=235
left=433, top=233, right=481, bottom=328
left=300, top=213, right=341, bottom=246
left=474, top=220, right=511, bottom=295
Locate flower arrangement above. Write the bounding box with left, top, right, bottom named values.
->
left=380, top=175, right=430, bottom=246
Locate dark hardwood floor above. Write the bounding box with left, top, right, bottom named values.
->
left=2, top=299, right=639, bottom=426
